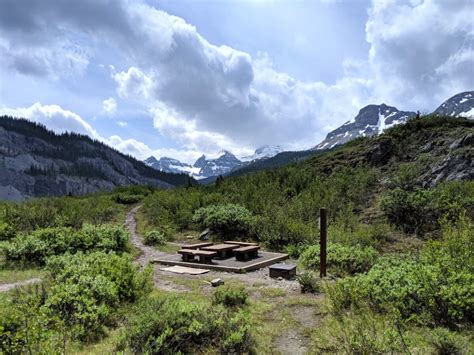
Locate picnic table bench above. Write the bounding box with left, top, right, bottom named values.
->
left=233, top=245, right=260, bottom=261
left=224, top=241, right=259, bottom=246
left=178, top=249, right=217, bottom=264
left=202, top=243, right=240, bottom=259
left=180, top=242, right=213, bottom=249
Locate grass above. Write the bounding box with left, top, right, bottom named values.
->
left=154, top=242, right=181, bottom=253
left=0, top=263, right=46, bottom=284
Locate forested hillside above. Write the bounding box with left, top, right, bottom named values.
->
left=0, top=116, right=193, bottom=200
left=0, top=115, right=472, bottom=353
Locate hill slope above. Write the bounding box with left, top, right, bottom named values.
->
left=0, top=116, right=192, bottom=201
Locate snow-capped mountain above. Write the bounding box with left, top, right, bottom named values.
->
left=433, top=91, right=474, bottom=118
left=242, top=145, right=284, bottom=161
left=145, top=151, right=242, bottom=179
left=314, top=104, right=416, bottom=150
left=314, top=91, right=474, bottom=151
left=144, top=156, right=200, bottom=176
left=195, top=151, right=242, bottom=178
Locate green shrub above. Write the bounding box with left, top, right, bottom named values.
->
left=112, top=193, right=144, bottom=205
left=118, top=295, right=252, bottom=354
left=0, top=222, right=15, bottom=241
left=45, top=252, right=152, bottom=341
left=143, top=230, right=166, bottom=246
left=193, top=204, right=253, bottom=238
left=0, top=252, right=152, bottom=349
left=428, top=328, right=468, bottom=355
left=297, top=271, right=320, bottom=293
left=1, top=224, right=129, bottom=263
left=381, top=181, right=474, bottom=236
left=213, top=285, right=248, bottom=308
left=299, top=243, right=378, bottom=276
left=326, top=217, right=474, bottom=326
left=314, top=307, right=401, bottom=354
left=284, top=243, right=307, bottom=259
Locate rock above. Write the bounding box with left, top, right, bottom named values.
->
left=422, top=153, right=474, bottom=187
left=449, top=133, right=473, bottom=150
left=278, top=277, right=283, bottom=281
left=199, top=228, right=211, bottom=241
left=210, top=278, right=224, bottom=287
left=185, top=235, right=194, bottom=240
left=366, top=137, right=394, bottom=166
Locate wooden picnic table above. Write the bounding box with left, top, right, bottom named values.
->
left=202, top=243, right=240, bottom=258
left=178, top=249, right=217, bottom=264
left=180, top=242, right=213, bottom=249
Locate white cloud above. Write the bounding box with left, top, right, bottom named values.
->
left=366, top=0, right=474, bottom=110
left=106, top=134, right=204, bottom=164
left=0, top=102, right=99, bottom=138
left=117, top=121, right=127, bottom=127
left=102, top=97, right=117, bottom=115
left=0, top=0, right=472, bottom=157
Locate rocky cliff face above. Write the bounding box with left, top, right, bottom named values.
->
left=0, top=116, right=189, bottom=201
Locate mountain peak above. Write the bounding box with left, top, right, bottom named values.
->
left=242, top=145, right=284, bottom=161
left=314, top=104, right=416, bottom=150
left=434, top=91, right=474, bottom=118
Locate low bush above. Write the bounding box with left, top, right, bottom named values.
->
left=1, top=224, right=129, bottom=263
left=0, top=222, right=15, bottom=241
left=213, top=285, right=248, bottom=308
left=118, top=295, right=253, bottom=354
left=44, top=252, right=152, bottom=341
left=381, top=181, right=474, bottom=236
left=428, top=328, right=468, bottom=355
left=313, top=307, right=402, bottom=354
left=112, top=193, right=144, bottom=205
left=193, top=204, right=254, bottom=238
left=299, top=243, right=378, bottom=276
left=297, top=271, right=320, bottom=293
left=326, top=216, right=474, bottom=326
left=143, top=230, right=166, bottom=246
left=0, top=252, right=152, bottom=351
left=284, top=243, right=308, bottom=259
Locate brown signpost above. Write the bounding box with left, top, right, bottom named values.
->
left=319, top=208, right=327, bottom=278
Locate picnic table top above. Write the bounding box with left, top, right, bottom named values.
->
left=224, top=241, right=259, bottom=246
left=181, top=242, right=213, bottom=249
left=234, top=245, right=260, bottom=252
left=178, top=249, right=217, bottom=256
left=202, top=243, right=240, bottom=251
left=269, top=263, right=296, bottom=271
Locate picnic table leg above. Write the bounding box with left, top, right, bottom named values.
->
left=182, top=254, right=194, bottom=262
left=199, top=255, right=212, bottom=264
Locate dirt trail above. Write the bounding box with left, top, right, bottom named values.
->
left=0, top=278, right=42, bottom=293
left=125, top=205, right=168, bottom=266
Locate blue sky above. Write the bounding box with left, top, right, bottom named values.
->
left=0, top=0, right=472, bottom=163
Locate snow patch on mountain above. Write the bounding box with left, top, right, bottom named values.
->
left=242, top=145, right=284, bottom=161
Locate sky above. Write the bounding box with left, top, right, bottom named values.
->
left=0, top=0, right=473, bottom=164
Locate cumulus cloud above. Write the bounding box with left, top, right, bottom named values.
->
left=0, top=0, right=472, bottom=159
left=106, top=134, right=204, bottom=164
left=102, top=97, right=117, bottom=115
left=0, top=102, right=99, bottom=138
left=366, top=0, right=474, bottom=109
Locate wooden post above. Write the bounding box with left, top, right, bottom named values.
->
left=319, top=208, right=327, bottom=278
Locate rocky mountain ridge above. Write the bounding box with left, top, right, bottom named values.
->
left=0, top=116, right=191, bottom=201
left=146, top=146, right=283, bottom=179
